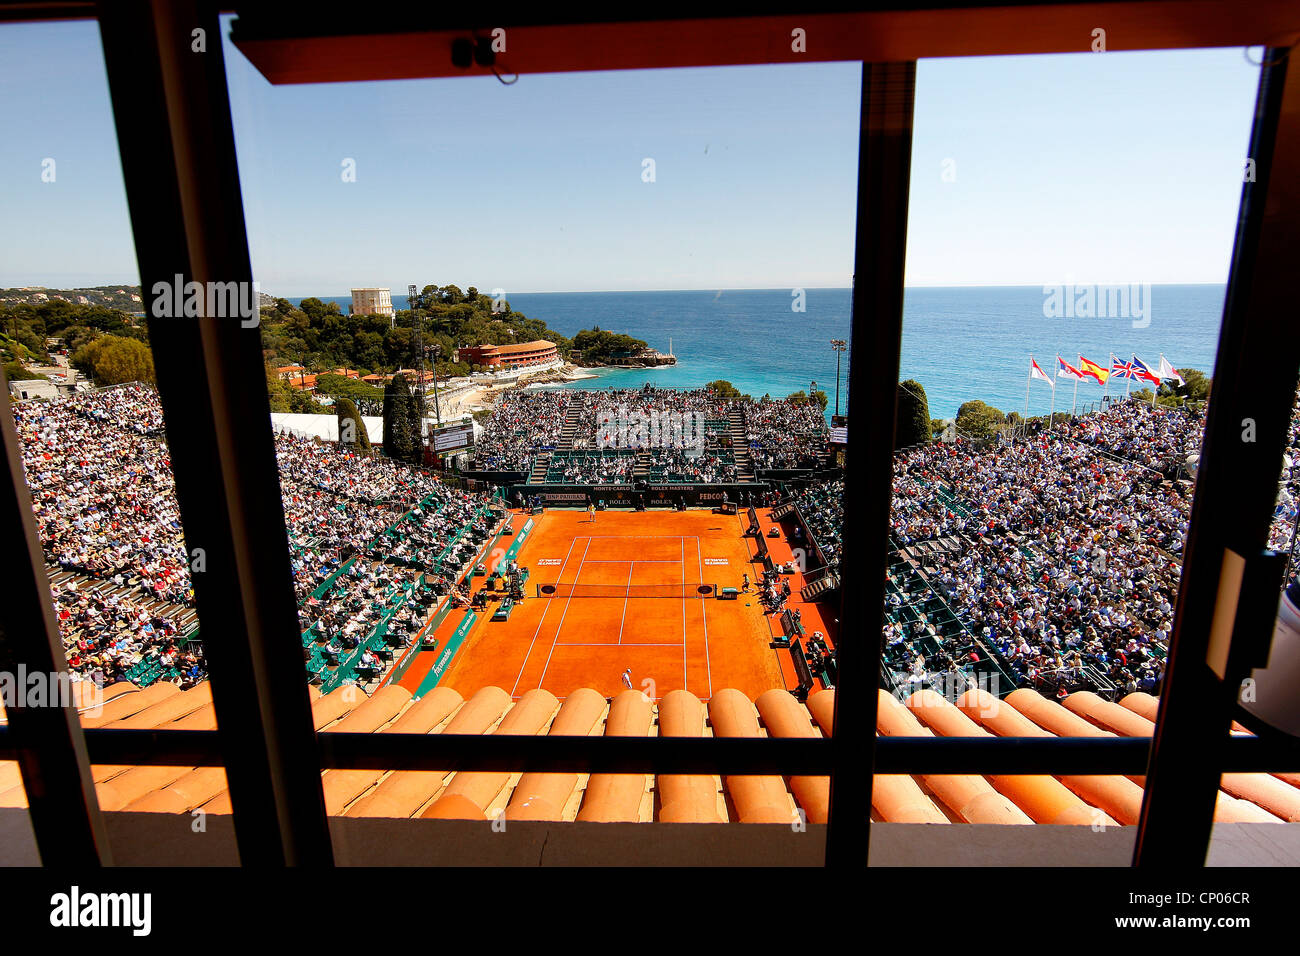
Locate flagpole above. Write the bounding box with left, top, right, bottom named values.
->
left=1125, top=354, right=1132, bottom=399
left=1071, top=376, right=1078, bottom=417
left=1049, top=357, right=1058, bottom=429
left=1024, top=356, right=1033, bottom=442
left=1105, top=353, right=1112, bottom=402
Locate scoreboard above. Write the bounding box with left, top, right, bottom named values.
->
left=830, top=414, right=848, bottom=445
left=430, top=419, right=475, bottom=453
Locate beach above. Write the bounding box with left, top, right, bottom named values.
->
left=438, top=362, right=601, bottom=418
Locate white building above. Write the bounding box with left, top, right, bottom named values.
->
left=350, top=287, right=394, bottom=318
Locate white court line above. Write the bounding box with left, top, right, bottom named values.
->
left=681, top=536, right=687, bottom=693
left=536, top=537, right=593, bottom=689
left=509, top=535, right=578, bottom=697
left=558, top=642, right=679, bottom=647
left=617, top=560, right=635, bottom=645
left=696, top=536, right=714, bottom=699
left=582, top=559, right=679, bottom=563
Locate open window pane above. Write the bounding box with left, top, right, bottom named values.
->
left=0, top=18, right=237, bottom=864
left=878, top=47, right=1280, bottom=854
left=222, top=9, right=858, bottom=840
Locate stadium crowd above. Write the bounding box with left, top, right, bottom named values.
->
left=790, top=477, right=844, bottom=576
left=547, top=450, right=636, bottom=484
left=645, top=448, right=739, bottom=483
left=12, top=383, right=504, bottom=689
left=1266, top=394, right=1300, bottom=572
left=52, top=581, right=204, bottom=690
left=744, top=398, right=829, bottom=470
left=472, top=385, right=829, bottom=481
left=886, top=400, right=1199, bottom=696
left=473, top=389, right=576, bottom=471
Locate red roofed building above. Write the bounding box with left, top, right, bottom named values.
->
left=456, top=340, right=557, bottom=370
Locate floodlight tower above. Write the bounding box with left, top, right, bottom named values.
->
left=830, top=339, right=848, bottom=417
left=409, top=284, right=428, bottom=451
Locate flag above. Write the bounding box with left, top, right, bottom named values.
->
left=1111, top=356, right=1138, bottom=379
left=1131, top=355, right=1161, bottom=384
left=1157, top=355, right=1185, bottom=385
left=1030, top=357, right=1054, bottom=387
left=1056, top=356, right=1085, bottom=380
left=1078, top=355, right=1110, bottom=384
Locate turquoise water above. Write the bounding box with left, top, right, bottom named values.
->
left=295, top=285, right=1225, bottom=419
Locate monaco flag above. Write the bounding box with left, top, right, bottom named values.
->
left=1030, top=356, right=1054, bottom=387
left=1157, top=354, right=1185, bottom=385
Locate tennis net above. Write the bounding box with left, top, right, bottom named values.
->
left=535, top=582, right=720, bottom=599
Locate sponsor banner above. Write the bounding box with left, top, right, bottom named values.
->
left=414, top=609, right=477, bottom=698
left=500, top=517, right=534, bottom=563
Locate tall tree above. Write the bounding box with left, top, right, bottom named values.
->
left=383, top=372, right=421, bottom=464
left=335, top=396, right=371, bottom=455
left=404, top=377, right=425, bottom=465
left=895, top=379, right=931, bottom=448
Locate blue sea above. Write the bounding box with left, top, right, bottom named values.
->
left=292, top=286, right=1225, bottom=420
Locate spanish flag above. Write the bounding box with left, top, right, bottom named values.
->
left=1078, top=355, right=1110, bottom=384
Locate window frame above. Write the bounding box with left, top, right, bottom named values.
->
left=0, top=0, right=1296, bottom=868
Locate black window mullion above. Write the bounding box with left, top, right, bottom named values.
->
left=0, top=386, right=110, bottom=866
left=827, top=61, right=917, bottom=868
left=1135, top=45, right=1300, bottom=867
left=96, top=0, right=332, bottom=866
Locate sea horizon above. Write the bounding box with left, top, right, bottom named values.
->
left=287, top=284, right=1225, bottom=420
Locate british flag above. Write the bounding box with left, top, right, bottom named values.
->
left=1111, top=355, right=1138, bottom=379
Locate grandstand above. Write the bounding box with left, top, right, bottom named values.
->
left=467, top=386, right=830, bottom=504
left=12, top=383, right=507, bottom=692
left=17, top=378, right=1300, bottom=716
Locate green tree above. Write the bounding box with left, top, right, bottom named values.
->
left=71, top=336, right=155, bottom=386
left=383, top=372, right=419, bottom=464
left=265, top=363, right=294, bottom=412
left=955, top=399, right=1006, bottom=439
left=288, top=389, right=327, bottom=414
left=299, top=297, right=340, bottom=322
left=335, top=397, right=372, bottom=454
left=3, top=361, right=46, bottom=382
left=895, top=379, right=931, bottom=448
left=573, top=328, right=648, bottom=362
left=1167, top=367, right=1211, bottom=403
left=786, top=388, right=828, bottom=411
left=706, top=380, right=742, bottom=399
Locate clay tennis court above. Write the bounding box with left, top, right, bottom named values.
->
left=439, top=509, right=787, bottom=700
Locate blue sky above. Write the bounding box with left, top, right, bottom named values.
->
left=0, top=17, right=1263, bottom=295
